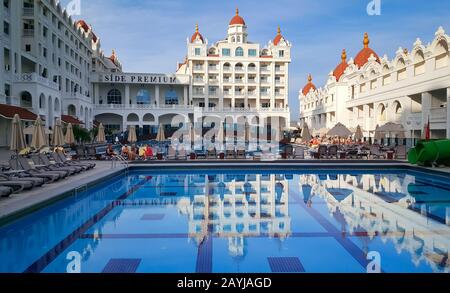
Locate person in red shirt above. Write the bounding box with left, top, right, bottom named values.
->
left=144, top=144, right=154, bottom=160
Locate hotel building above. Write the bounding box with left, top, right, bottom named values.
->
left=0, top=4, right=291, bottom=145
left=299, top=28, right=450, bottom=142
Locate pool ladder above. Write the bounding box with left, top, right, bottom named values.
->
left=112, top=155, right=129, bottom=175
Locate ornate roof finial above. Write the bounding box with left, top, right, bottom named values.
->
left=111, top=49, right=116, bottom=59
left=277, top=26, right=281, bottom=35
left=236, top=7, right=239, bottom=15
left=341, top=49, right=347, bottom=62
left=308, top=74, right=312, bottom=82
left=363, top=32, right=370, bottom=48
left=195, top=23, right=199, bottom=32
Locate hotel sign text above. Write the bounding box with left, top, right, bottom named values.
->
left=100, top=74, right=179, bottom=84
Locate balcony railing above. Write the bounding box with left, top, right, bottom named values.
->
left=14, top=73, right=58, bottom=90
left=23, top=7, right=34, bottom=16
left=23, top=29, right=34, bottom=37
left=95, top=104, right=193, bottom=110
left=430, top=107, right=447, bottom=122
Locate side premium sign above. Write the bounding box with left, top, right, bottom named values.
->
left=101, top=74, right=178, bottom=84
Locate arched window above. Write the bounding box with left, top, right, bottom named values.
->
left=165, top=89, right=179, bottom=105
left=20, top=92, right=32, bottom=108
left=39, top=94, right=45, bottom=109
left=235, top=47, right=244, bottom=57
left=136, top=89, right=151, bottom=105
left=107, top=89, right=122, bottom=104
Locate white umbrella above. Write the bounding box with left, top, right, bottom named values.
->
left=52, top=118, right=65, bottom=147
left=31, top=117, right=48, bottom=150
left=156, top=124, right=165, bottom=142
left=97, top=123, right=106, bottom=143
left=65, top=123, right=75, bottom=145
left=128, top=125, right=137, bottom=144
left=327, top=123, right=352, bottom=138
left=375, top=122, right=405, bottom=142
left=10, top=114, right=26, bottom=152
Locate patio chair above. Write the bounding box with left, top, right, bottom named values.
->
left=318, top=145, right=328, bottom=159
left=177, top=148, right=188, bottom=160
left=29, top=154, right=73, bottom=177
left=86, top=146, right=97, bottom=160
left=396, top=145, right=407, bottom=160
left=293, top=146, right=305, bottom=159
left=167, top=146, right=177, bottom=160
left=284, top=145, right=294, bottom=159
left=207, top=148, right=217, bottom=159
left=370, top=145, right=384, bottom=159
left=0, top=186, right=13, bottom=197
left=236, top=147, right=246, bottom=159
left=226, top=145, right=236, bottom=159
left=328, top=145, right=338, bottom=159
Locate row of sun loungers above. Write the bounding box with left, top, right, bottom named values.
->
left=0, top=152, right=95, bottom=198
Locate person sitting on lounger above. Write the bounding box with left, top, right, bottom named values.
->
left=121, top=144, right=129, bottom=159
left=128, top=145, right=137, bottom=161
left=144, top=145, right=154, bottom=160
left=106, top=144, right=116, bottom=158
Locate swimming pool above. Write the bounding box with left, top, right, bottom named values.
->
left=0, top=168, right=449, bottom=273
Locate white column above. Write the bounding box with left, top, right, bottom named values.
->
left=447, top=88, right=450, bottom=139
left=125, top=85, right=130, bottom=106
left=421, top=92, right=432, bottom=136
left=155, top=85, right=160, bottom=107
left=94, top=84, right=100, bottom=105
left=184, top=86, right=188, bottom=107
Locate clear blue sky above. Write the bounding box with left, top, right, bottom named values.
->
left=68, top=0, right=450, bottom=121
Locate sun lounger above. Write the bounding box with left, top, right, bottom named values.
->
left=318, top=145, right=328, bottom=159
left=226, top=145, right=236, bottom=159
left=54, top=152, right=95, bottom=169
left=38, top=154, right=82, bottom=174
left=0, top=177, right=33, bottom=193
left=29, top=155, right=72, bottom=176
left=0, top=186, right=13, bottom=198
left=328, top=145, right=338, bottom=159
left=13, top=157, right=63, bottom=182
left=1, top=173, right=44, bottom=187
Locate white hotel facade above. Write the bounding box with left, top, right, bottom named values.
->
left=299, top=29, right=450, bottom=142
left=0, top=1, right=291, bottom=146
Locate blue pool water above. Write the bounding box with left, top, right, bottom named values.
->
left=0, top=168, right=449, bottom=273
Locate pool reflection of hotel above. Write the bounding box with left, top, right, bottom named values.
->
left=299, top=28, right=450, bottom=141
left=0, top=1, right=291, bottom=146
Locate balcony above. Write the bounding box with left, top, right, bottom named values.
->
left=208, top=79, right=219, bottom=85
left=23, top=29, right=34, bottom=37
left=430, top=107, right=447, bottom=123
left=193, top=78, right=204, bottom=84
left=234, top=79, right=244, bottom=84
left=23, top=7, right=34, bottom=16
left=14, top=73, right=58, bottom=91
left=193, top=66, right=204, bottom=72
left=208, top=66, right=218, bottom=72
left=95, top=104, right=194, bottom=111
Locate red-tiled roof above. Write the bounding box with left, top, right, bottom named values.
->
left=273, top=27, right=284, bottom=46
left=0, top=104, right=37, bottom=121
left=333, top=49, right=348, bottom=81
left=191, top=24, right=204, bottom=43
left=61, top=115, right=84, bottom=125
left=230, top=8, right=245, bottom=25
left=302, top=75, right=316, bottom=96
left=77, top=20, right=90, bottom=32
left=354, top=33, right=380, bottom=68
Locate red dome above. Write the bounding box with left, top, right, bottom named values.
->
left=354, top=33, right=380, bottom=68
left=333, top=49, right=348, bottom=81
left=190, top=24, right=204, bottom=43
left=77, top=20, right=90, bottom=32
left=230, top=8, right=245, bottom=25
left=273, top=27, right=283, bottom=46
left=302, top=75, right=316, bottom=95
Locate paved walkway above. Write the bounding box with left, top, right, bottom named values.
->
left=0, top=161, right=125, bottom=223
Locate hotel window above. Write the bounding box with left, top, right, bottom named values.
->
left=136, top=89, right=151, bottom=105
left=3, top=21, right=9, bottom=35
left=262, top=103, right=270, bottom=108
left=107, top=89, right=122, bottom=104
left=248, top=49, right=257, bottom=57
left=279, top=50, right=284, bottom=58
left=235, top=47, right=244, bottom=57
left=165, top=90, right=179, bottom=105
left=222, top=48, right=230, bottom=56
left=194, top=48, right=201, bottom=56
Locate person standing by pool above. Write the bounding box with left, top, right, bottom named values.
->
left=144, top=144, right=154, bottom=160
